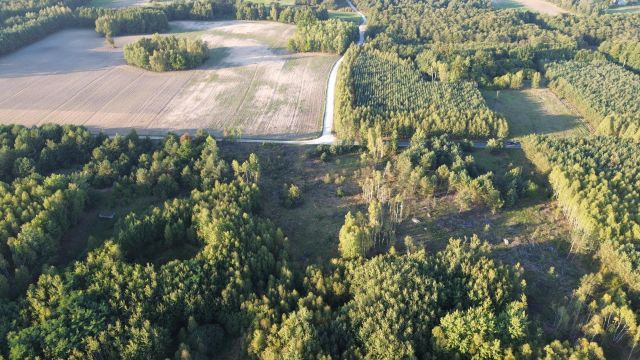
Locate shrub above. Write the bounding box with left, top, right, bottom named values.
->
left=124, top=34, right=209, bottom=72
left=281, top=183, right=303, bottom=208
left=486, top=138, right=503, bottom=154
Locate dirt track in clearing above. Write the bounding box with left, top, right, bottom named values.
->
left=0, top=21, right=338, bottom=139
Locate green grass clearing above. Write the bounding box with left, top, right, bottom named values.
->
left=245, top=0, right=296, bottom=5
left=88, top=0, right=115, bottom=8
left=606, top=4, right=640, bottom=13
left=492, top=0, right=526, bottom=10
left=482, top=88, right=589, bottom=139
left=329, top=10, right=362, bottom=24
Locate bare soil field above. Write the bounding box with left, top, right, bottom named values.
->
left=0, top=21, right=339, bottom=139
left=493, top=0, right=568, bottom=14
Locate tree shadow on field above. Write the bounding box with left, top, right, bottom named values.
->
left=481, top=89, right=586, bottom=138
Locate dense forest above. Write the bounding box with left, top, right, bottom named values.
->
left=523, top=136, right=640, bottom=289
left=288, top=18, right=358, bottom=54
left=522, top=136, right=640, bottom=359
left=0, top=125, right=622, bottom=359
left=598, top=37, right=640, bottom=73
left=326, top=0, right=640, bottom=141
left=1, top=0, right=640, bottom=355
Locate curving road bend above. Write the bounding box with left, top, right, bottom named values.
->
left=236, top=0, right=367, bottom=145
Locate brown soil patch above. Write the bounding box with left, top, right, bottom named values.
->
left=0, top=21, right=339, bottom=139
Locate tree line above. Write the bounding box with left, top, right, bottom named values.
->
left=288, top=18, right=359, bottom=54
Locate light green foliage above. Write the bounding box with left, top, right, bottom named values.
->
left=251, top=235, right=533, bottom=358
left=599, top=37, right=640, bottom=72
left=338, top=211, right=372, bottom=258
left=124, top=34, right=209, bottom=72
left=281, top=183, right=303, bottom=208
left=486, top=138, right=504, bottom=153
left=541, top=339, right=605, bottom=359
left=545, top=59, right=640, bottom=140
left=336, top=47, right=508, bottom=140
left=531, top=72, right=542, bottom=88
left=289, top=18, right=359, bottom=54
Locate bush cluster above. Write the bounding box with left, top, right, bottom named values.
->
left=124, top=34, right=209, bottom=72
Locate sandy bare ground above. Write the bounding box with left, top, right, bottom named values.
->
left=494, top=0, right=568, bottom=15
left=0, top=21, right=339, bottom=139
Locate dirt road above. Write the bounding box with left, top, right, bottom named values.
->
left=235, top=0, right=367, bottom=145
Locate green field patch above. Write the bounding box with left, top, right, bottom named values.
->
left=329, top=10, right=362, bottom=24
left=492, top=0, right=526, bottom=10
left=482, top=88, right=588, bottom=138
left=606, top=4, right=640, bottom=13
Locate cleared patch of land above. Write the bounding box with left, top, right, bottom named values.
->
left=493, top=0, right=568, bottom=14
left=329, top=10, right=362, bottom=24
left=482, top=88, right=588, bottom=138
left=89, top=0, right=146, bottom=8
left=248, top=0, right=295, bottom=4
left=220, top=143, right=363, bottom=266
left=606, top=4, right=640, bottom=13
left=0, top=21, right=338, bottom=139
left=398, top=148, right=593, bottom=336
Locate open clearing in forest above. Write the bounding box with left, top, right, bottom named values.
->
left=329, top=10, right=363, bottom=24
left=493, top=0, right=568, bottom=14
left=0, top=21, right=338, bottom=139
left=88, top=0, right=146, bottom=8
left=482, top=88, right=588, bottom=138
left=606, top=4, right=640, bottom=13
